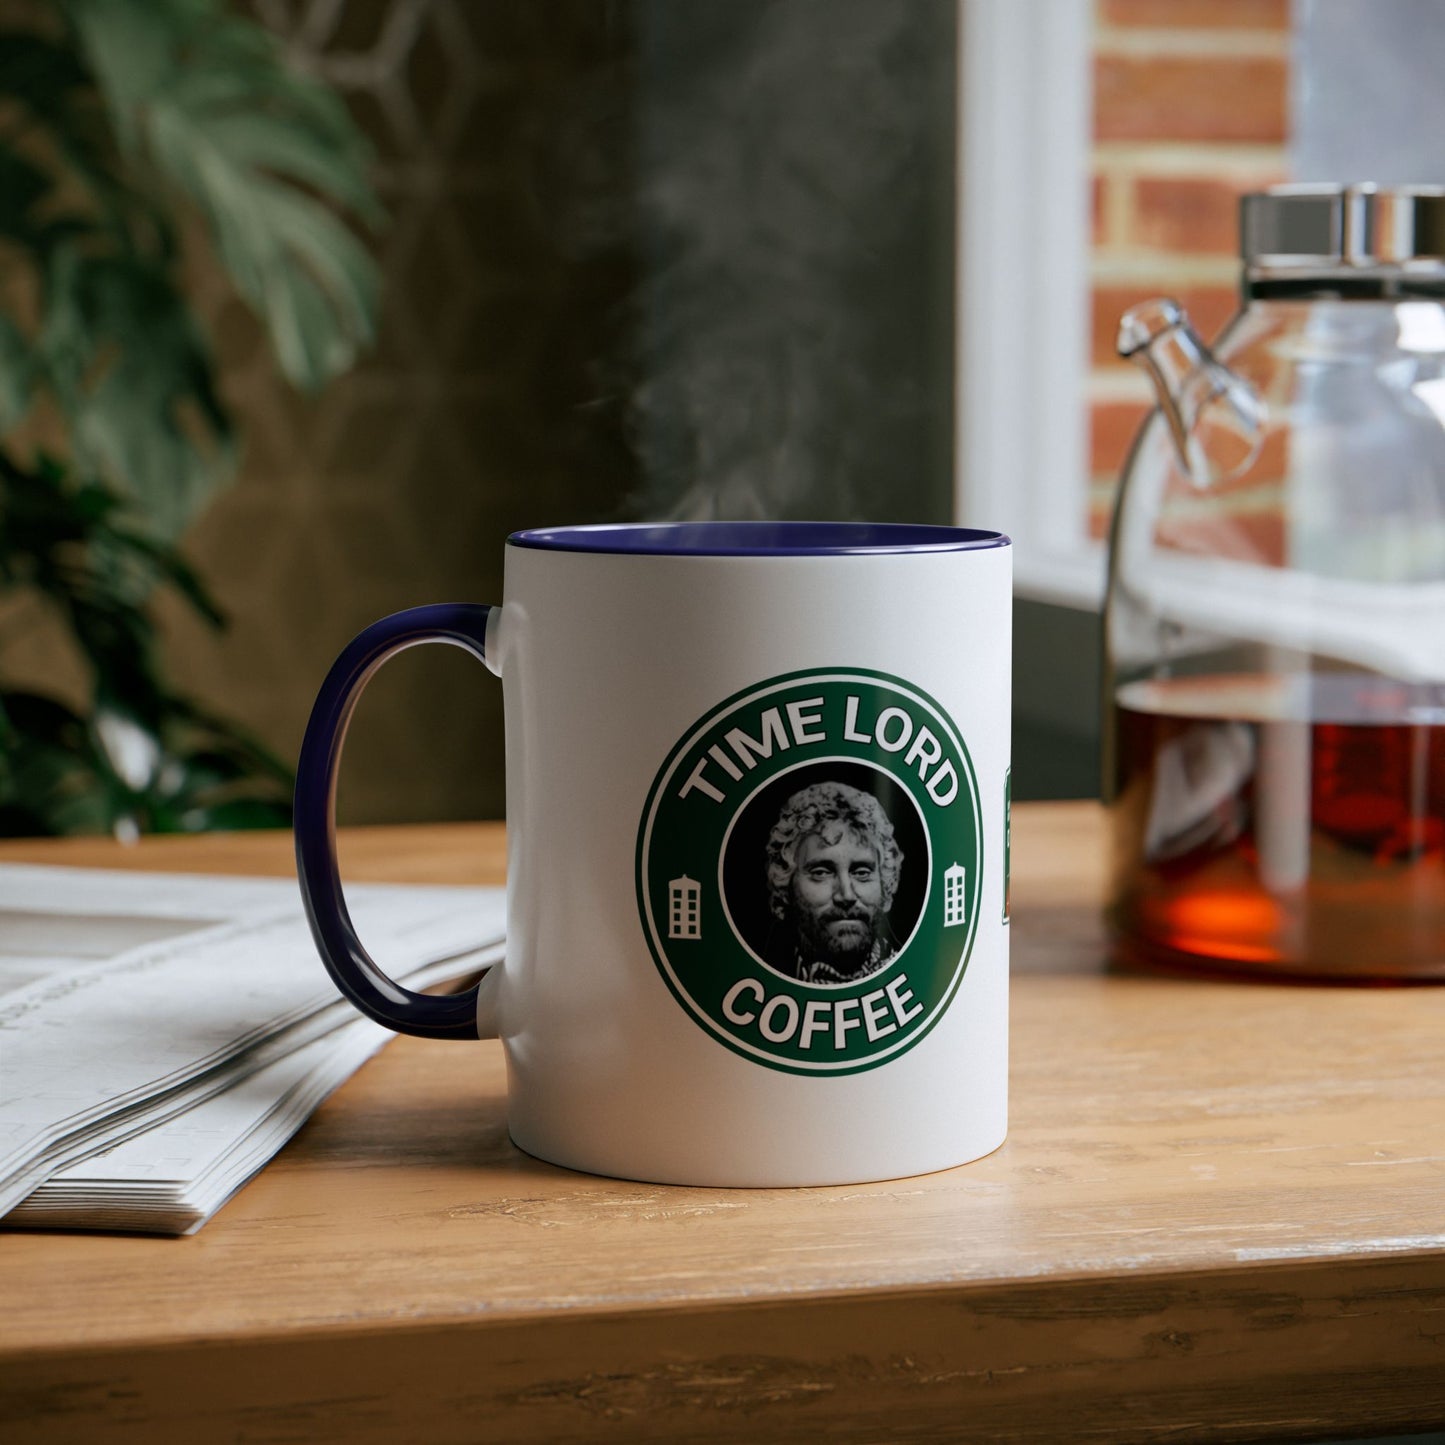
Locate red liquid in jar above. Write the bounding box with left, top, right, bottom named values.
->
left=1109, top=674, right=1445, bottom=980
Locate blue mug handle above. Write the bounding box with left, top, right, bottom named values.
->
left=294, top=603, right=495, bottom=1039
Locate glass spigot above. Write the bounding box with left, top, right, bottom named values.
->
left=1118, top=297, right=1265, bottom=487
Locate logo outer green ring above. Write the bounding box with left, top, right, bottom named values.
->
left=634, top=667, right=983, bottom=1077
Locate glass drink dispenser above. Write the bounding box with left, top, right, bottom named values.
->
left=1105, top=185, right=1445, bottom=980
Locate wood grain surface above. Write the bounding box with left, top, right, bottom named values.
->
left=2, top=803, right=1443, bottom=1444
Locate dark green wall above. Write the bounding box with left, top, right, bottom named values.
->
left=624, top=0, right=958, bottom=524
left=1013, top=599, right=1101, bottom=802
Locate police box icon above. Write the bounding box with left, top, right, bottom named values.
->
left=668, top=876, right=701, bottom=940
left=943, top=863, right=967, bottom=928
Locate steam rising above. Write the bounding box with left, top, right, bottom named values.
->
left=615, top=0, right=954, bottom=522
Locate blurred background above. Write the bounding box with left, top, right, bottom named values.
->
left=0, top=0, right=1432, bottom=834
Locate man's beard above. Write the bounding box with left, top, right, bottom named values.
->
left=796, top=906, right=879, bottom=972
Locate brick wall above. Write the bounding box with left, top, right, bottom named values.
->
left=1088, top=0, right=1290, bottom=538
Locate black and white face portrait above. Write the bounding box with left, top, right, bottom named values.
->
left=720, top=762, right=927, bottom=985
left=787, top=816, right=887, bottom=966
left=768, top=781, right=898, bottom=980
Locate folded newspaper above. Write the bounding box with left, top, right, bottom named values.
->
left=0, top=864, right=504, bottom=1235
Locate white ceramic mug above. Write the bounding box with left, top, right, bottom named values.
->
left=295, top=521, right=1012, bottom=1186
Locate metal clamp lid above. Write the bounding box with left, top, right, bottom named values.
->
left=1241, top=184, right=1445, bottom=270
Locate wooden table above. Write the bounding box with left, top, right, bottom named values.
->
left=2, top=803, right=1443, bottom=1444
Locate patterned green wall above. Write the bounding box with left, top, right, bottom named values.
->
left=162, top=0, right=637, bottom=825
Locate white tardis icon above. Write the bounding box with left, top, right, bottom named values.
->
left=943, top=863, right=968, bottom=928
left=668, top=876, right=701, bottom=940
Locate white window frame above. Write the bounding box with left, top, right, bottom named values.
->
left=955, top=0, right=1104, bottom=610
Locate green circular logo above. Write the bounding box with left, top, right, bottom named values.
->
left=635, top=669, right=982, bottom=1075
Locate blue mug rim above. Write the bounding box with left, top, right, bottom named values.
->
left=506, top=521, right=1011, bottom=556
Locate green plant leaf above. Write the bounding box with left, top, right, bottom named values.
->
left=0, top=677, right=296, bottom=838
left=106, top=523, right=225, bottom=626
left=0, top=315, right=32, bottom=427
left=0, top=148, right=52, bottom=246
left=36, top=247, right=234, bottom=537
left=0, top=31, right=159, bottom=257
left=0, top=454, right=224, bottom=740
left=177, top=797, right=291, bottom=831
left=64, top=0, right=382, bottom=392
left=165, top=697, right=295, bottom=785
left=0, top=689, right=114, bottom=836
left=0, top=33, right=90, bottom=118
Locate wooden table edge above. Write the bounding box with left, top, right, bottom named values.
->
left=6, top=1251, right=1445, bottom=1443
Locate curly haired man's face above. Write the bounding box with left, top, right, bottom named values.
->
left=791, top=824, right=884, bottom=963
